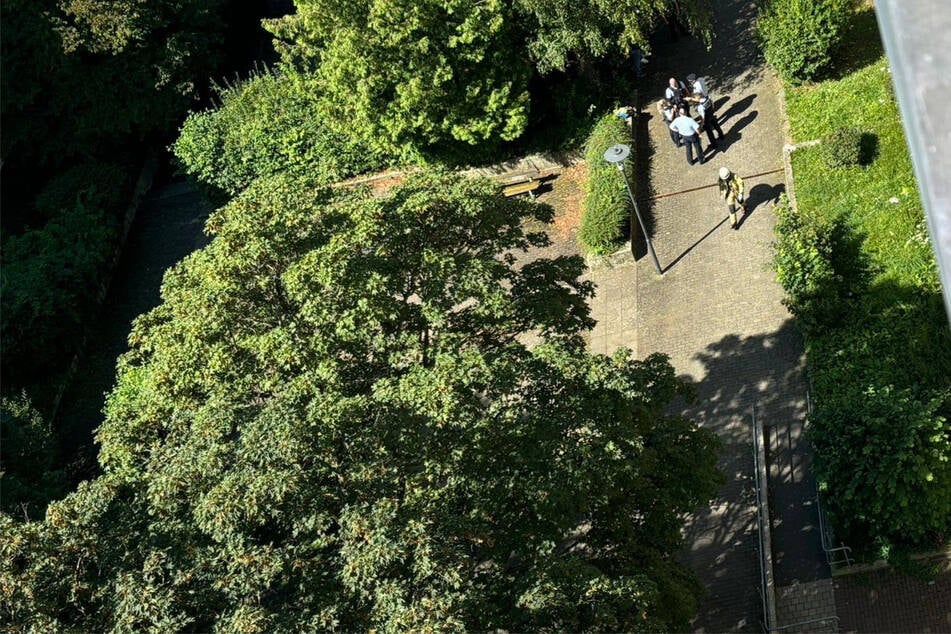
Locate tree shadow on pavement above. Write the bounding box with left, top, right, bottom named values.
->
left=676, top=320, right=827, bottom=629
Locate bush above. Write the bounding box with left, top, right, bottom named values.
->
left=0, top=393, right=66, bottom=520
left=1, top=177, right=120, bottom=384
left=821, top=127, right=862, bottom=169
left=174, top=69, right=389, bottom=195
left=757, top=0, right=854, bottom=83
left=771, top=197, right=869, bottom=333
left=579, top=115, right=632, bottom=255
left=811, top=382, right=951, bottom=549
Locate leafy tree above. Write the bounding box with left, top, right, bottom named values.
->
left=2, top=172, right=720, bottom=631
left=1, top=171, right=124, bottom=384
left=1, top=0, right=225, bottom=170
left=174, top=69, right=387, bottom=195
left=0, top=394, right=67, bottom=520
left=516, top=0, right=713, bottom=74
left=264, top=0, right=531, bottom=160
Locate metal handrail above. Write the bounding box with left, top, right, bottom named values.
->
left=752, top=403, right=776, bottom=632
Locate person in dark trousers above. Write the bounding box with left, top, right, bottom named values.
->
left=693, top=91, right=725, bottom=148
left=718, top=167, right=745, bottom=229
left=670, top=107, right=703, bottom=165
left=657, top=99, right=681, bottom=146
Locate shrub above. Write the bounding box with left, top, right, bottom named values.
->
left=771, top=197, right=869, bottom=333
left=810, top=382, right=951, bottom=549
left=174, top=69, right=389, bottom=195
left=821, top=127, right=862, bottom=169
left=757, top=0, right=854, bottom=83
left=0, top=393, right=66, bottom=519
left=1, top=184, right=119, bottom=384
left=579, top=115, right=632, bottom=255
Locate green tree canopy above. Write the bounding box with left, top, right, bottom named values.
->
left=0, top=0, right=224, bottom=169
left=2, top=172, right=720, bottom=631
left=265, top=0, right=531, bottom=160
left=516, top=0, right=712, bottom=74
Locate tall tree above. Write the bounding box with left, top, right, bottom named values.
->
left=264, top=0, right=531, bottom=160
left=2, top=172, right=720, bottom=631
left=0, top=0, right=225, bottom=170
left=516, top=0, right=713, bottom=74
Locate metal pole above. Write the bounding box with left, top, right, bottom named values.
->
left=616, top=163, right=663, bottom=274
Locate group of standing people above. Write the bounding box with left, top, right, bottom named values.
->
left=656, top=74, right=744, bottom=229
left=658, top=74, right=724, bottom=165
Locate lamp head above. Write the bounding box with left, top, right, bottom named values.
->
left=604, top=144, right=631, bottom=165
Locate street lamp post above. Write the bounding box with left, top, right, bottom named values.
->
left=603, top=143, right=663, bottom=275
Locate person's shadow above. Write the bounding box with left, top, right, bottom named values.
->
left=736, top=182, right=785, bottom=228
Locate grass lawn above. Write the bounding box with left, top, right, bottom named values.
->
left=785, top=39, right=935, bottom=288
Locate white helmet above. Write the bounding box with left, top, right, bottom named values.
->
left=719, top=167, right=731, bottom=180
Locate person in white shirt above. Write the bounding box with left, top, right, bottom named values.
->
left=686, top=73, right=709, bottom=99
left=657, top=99, right=682, bottom=146
left=669, top=107, right=704, bottom=165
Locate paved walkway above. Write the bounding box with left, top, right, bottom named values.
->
left=834, top=560, right=951, bottom=633
left=584, top=0, right=831, bottom=630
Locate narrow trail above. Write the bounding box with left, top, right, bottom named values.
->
left=55, top=181, right=212, bottom=480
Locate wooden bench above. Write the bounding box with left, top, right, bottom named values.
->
left=502, top=178, right=541, bottom=199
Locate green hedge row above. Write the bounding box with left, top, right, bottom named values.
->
left=579, top=115, right=632, bottom=255
left=773, top=197, right=951, bottom=553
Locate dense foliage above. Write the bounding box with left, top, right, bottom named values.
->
left=265, top=0, right=532, bottom=162
left=0, top=394, right=67, bottom=520
left=2, top=172, right=721, bottom=631
left=1, top=0, right=225, bottom=171
left=757, top=0, right=853, bottom=83
left=1, top=164, right=129, bottom=384
left=517, top=0, right=712, bottom=74
left=174, top=69, right=388, bottom=194
left=775, top=10, right=951, bottom=553
left=1, top=0, right=232, bottom=403
left=820, top=127, right=863, bottom=169
left=579, top=115, right=632, bottom=255
left=173, top=0, right=714, bottom=182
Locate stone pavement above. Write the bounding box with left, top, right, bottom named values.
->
left=834, top=559, right=951, bottom=633
left=583, top=0, right=833, bottom=630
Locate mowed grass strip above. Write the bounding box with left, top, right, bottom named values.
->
left=786, top=52, right=935, bottom=288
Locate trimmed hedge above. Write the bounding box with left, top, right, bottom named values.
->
left=821, top=127, right=862, bottom=169
left=757, top=0, right=853, bottom=83
left=579, top=115, right=632, bottom=255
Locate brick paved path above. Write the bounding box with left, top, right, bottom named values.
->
left=585, top=1, right=832, bottom=630
left=834, top=561, right=951, bottom=633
